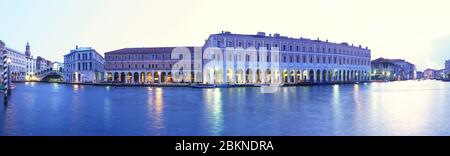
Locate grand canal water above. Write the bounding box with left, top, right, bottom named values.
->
left=0, top=80, right=449, bottom=136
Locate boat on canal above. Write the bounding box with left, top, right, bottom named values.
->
left=190, top=84, right=217, bottom=88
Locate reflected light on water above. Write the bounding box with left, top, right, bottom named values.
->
left=25, top=82, right=36, bottom=87
left=103, top=98, right=112, bottom=127
left=73, top=84, right=79, bottom=92
left=2, top=80, right=449, bottom=136
left=332, top=84, right=342, bottom=134
left=147, top=87, right=164, bottom=133
left=155, top=88, right=163, bottom=114
left=204, top=88, right=224, bottom=135
left=353, top=84, right=361, bottom=113
left=51, top=83, right=60, bottom=92
left=332, top=85, right=340, bottom=108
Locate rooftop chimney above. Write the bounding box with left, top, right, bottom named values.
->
left=76, top=45, right=79, bottom=49
left=274, top=33, right=280, bottom=38
left=256, top=32, right=266, bottom=36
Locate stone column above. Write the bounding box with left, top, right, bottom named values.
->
left=278, top=71, right=283, bottom=84
left=242, top=68, right=247, bottom=84
left=252, top=69, right=256, bottom=84
left=158, top=72, right=161, bottom=84
left=286, top=71, right=290, bottom=84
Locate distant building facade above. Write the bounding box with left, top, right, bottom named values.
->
left=63, top=46, right=105, bottom=83
left=0, top=40, right=5, bottom=83
left=436, top=69, right=445, bottom=80
left=390, top=59, right=417, bottom=80
left=445, top=60, right=450, bottom=79
left=36, top=56, right=51, bottom=71
left=416, top=71, right=424, bottom=79
left=202, top=31, right=371, bottom=84
left=104, top=47, right=202, bottom=84
left=371, top=57, right=417, bottom=81
left=424, top=69, right=438, bottom=79
left=371, top=58, right=402, bottom=81
left=1, top=43, right=27, bottom=81
left=446, top=60, right=450, bottom=71
left=25, top=42, right=37, bottom=81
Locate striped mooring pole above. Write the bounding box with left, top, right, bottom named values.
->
left=3, top=54, right=9, bottom=100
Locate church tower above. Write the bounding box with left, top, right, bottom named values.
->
left=25, top=42, right=31, bottom=58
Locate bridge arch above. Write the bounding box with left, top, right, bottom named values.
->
left=37, top=71, right=63, bottom=82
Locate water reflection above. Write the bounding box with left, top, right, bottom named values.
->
left=353, top=84, right=361, bottom=113
left=2, top=104, right=15, bottom=135
left=204, top=89, right=224, bottom=135
left=73, top=84, right=79, bottom=92
left=332, top=85, right=341, bottom=135
left=103, top=97, right=112, bottom=129
left=1, top=80, right=450, bottom=136
left=146, top=87, right=164, bottom=134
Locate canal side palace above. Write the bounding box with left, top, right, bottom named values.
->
left=67, top=31, right=372, bottom=85
left=202, top=32, right=371, bottom=84
left=63, top=46, right=105, bottom=83
left=103, top=47, right=203, bottom=84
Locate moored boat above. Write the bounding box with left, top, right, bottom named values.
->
left=190, top=84, right=217, bottom=88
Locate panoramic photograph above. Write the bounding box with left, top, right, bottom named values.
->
left=0, top=0, right=450, bottom=154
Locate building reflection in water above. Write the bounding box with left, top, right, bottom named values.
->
left=24, top=81, right=36, bottom=87
left=204, top=88, right=224, bottom=135
left=52, top=83, right=59, bottom=89
left=72, top=84, right=79, bottom=92
left=331, top=85, right=342, bottom=134
left=1, top=80, right=449, bottom=136
left=353, top=84, right=361, bottom=113
left=146, top=87, right=164, bottom=134
left=103, top=97, right=112, bottom=129
left=69, top=88, right=81, bottom=132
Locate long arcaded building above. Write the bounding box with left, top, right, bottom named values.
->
left=102, top=31, right=371, bottom=85
left=202, top=31, right=372, bottom=84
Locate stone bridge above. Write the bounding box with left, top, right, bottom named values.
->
left=36, top=69, right=63, bottom=81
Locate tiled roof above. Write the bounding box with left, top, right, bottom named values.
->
left=105, top=47, right=199, bottom=54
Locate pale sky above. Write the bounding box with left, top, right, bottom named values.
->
left=1, top=0, right=449, bottom=71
